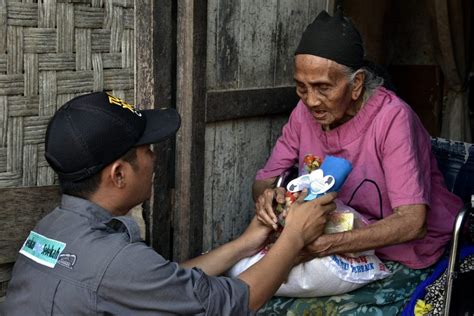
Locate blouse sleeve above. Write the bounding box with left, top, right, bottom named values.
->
left=380, top=104, right=431, bottom=209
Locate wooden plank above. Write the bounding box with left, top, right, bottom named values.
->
left=308, top=0, right=329, bottom=19
left=204, top=121, right=241, bottom=248
left=0, top=263, right=13, bottom=300
left=324, top=0, right=336, bottom=14
left=206, top=86, right=298, bottom=122
left=274, top=0, right=310, bottom=86
left=135, top=0, right=156, bottom=252
left=207, top=0, right=240, bottom=89
left=134, top=0, right=154, bottom=109
left=135, top=0, right=178, bottom=261
left=153, top=0, right=175, bottom=110
left=238, top=0, right=278, bottom=88
left=269, top=114, right=289, bottom=147
left=0, top=186, right=61, bottom=264
left=144, top=0, right=176, bottom=259
left=174, top=0, right=207, bottom=261
left=203, top=118, right=276, bottom=247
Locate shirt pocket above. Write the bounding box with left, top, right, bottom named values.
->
left=51, top=279, right=95, bottom=315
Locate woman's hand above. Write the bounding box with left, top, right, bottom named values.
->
left=255, top=187, right=286, bottom=230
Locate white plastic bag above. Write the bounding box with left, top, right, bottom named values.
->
left=227, top=200, right=392, bottom=297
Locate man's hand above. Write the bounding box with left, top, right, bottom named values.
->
left=283, top=191, right=337, bottom=246
left=255, top=187, right=286, bottom=230
left=239, top=191, right=337, bottom=311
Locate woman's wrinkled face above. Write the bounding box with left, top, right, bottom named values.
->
left=294, top=54, right=359, bottom=130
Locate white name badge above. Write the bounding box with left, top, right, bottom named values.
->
left=19, top=231, right=66, bottom=268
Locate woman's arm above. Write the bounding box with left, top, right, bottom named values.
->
left=304, top=204, right=427, bottom=257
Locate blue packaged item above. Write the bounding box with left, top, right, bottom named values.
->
left=304, top=155, right=352, bottom=201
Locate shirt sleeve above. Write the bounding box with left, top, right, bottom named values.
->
left=380, top=103, right=431, bottom=209
left=97, top=242, right=254, bottom=315
left=255, top=103, right=302, bottom=180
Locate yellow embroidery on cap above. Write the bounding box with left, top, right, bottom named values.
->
left=107, top=94, right=142, bottom=117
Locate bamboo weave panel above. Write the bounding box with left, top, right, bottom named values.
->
left=0, top=0, right=135, bottom=187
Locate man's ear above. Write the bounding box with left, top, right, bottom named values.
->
left=109, top=161, right=126, bottom=188
left=351, top=70, right=365, bottom=101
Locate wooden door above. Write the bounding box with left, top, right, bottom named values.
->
left=172, top=0, right=334, bottom=261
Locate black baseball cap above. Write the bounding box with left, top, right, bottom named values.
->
left=45, top=92, right=181, bottom=182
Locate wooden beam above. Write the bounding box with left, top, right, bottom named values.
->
left=173, top=0, right=207, bottom=261
left=150, top=0, right=176, bottom=260
left=135, top=0, right=177, bottom=259
left=206, top=87, right=298, bottom=122
left=135, top=0, right=155, bottom=110
left=0, top=263, right=13, bottom=300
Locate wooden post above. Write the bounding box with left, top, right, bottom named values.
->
left=135, top=0, right=177, bottom=259
left=174, top=0, right=207, bottom=262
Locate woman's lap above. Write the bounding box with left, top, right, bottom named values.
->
left=257, top=261, right=433, bottom=316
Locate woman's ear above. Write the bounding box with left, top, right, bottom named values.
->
left=109, top=161, right=126, bottom=188
left=351, top=70, right=365, bottom=101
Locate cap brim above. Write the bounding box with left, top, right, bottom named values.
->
left=136, top=108, right=181, bottom=145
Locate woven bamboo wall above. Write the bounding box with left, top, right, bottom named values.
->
left=0, top=0, right=135, bottom=188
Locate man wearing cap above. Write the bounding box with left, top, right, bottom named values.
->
left=0, top=92, right=336, bottom=315
left=253, top=8, right=462, bottom=313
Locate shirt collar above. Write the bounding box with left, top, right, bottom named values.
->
left=60, top=194, right=142, bottom=243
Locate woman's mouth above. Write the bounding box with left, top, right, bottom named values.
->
left=312, top=109, right=327, bottom=120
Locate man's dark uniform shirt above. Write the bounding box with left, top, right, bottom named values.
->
left=1, top=195, right=252, bottom=315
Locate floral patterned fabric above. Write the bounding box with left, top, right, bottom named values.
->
left=424, top=254, right=474, bottom=315
left=257, top=261, right=433, bottom=316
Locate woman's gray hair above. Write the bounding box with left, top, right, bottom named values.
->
left=342, top=65, right=384, bottom=104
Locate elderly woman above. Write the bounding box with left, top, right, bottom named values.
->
left=253, top=9, right=462, bottom=315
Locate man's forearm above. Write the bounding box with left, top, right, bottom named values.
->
left=180, top=216, right=271, bottom=276
left=180, top=238, right=248, bottom=276
left=238, top=228, right=304, bottom=311
left=307, top=204, right=427, bottom=257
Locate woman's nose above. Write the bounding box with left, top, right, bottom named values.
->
left=305, top=90, right=321, bottom=108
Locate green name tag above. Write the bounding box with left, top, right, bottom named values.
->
left=19, top=231, right=66, bottom=268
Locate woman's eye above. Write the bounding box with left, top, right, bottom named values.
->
left=319, top=85, right=329, bottom=92
left=296, top=84, right=307, bottom=93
